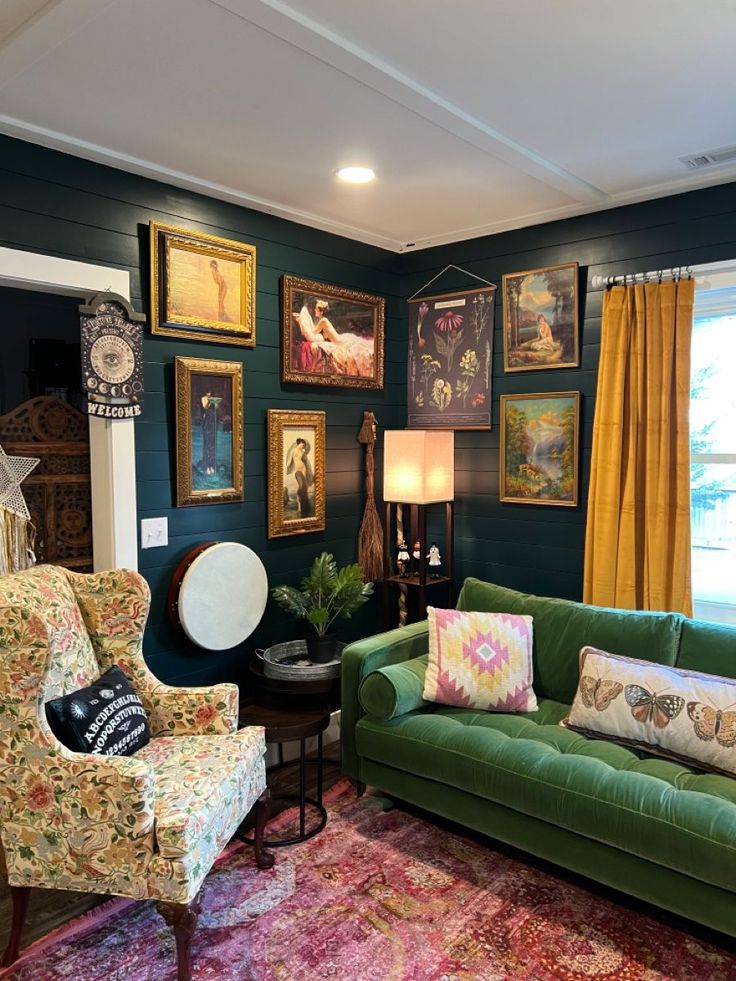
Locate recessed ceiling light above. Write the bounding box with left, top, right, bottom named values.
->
left=336, top=166, right=376, bottom=184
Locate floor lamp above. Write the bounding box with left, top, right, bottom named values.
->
left=382, top=430, right=455, bottom=627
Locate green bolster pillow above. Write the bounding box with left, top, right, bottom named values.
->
left=359, top=655, right=430, bottom=721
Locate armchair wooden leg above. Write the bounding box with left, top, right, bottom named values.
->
left=253, top=788, right=275, bottom=870
left=156, top=892, right=201, bottom=981
left=1, top=885, right=31, bottom=967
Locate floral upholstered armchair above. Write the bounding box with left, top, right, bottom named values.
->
left=0, top=565, right=272, bottom=981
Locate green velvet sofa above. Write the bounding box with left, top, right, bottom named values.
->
left=342, top=577, right=736, bottom=938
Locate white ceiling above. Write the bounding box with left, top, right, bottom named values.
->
left=1, top=0, right=735, bottom=252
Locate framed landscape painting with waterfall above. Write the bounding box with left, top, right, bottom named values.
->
left=175, top=357, right=244, bottom=507
left=407, top=285, right=496, bottom=430
left=500, top=392, right=580, bottom=506
left=502, top=262, right=579, bottom=371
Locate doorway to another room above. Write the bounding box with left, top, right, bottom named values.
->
left=0, top=287, right=93, bottom=570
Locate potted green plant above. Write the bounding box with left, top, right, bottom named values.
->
left=271, top=552, right=374, bottom=663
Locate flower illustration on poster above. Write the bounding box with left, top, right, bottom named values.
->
left=407, top=285, right=495, bottom=430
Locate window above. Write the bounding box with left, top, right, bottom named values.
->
left=691, top=270, right=736, bottom=623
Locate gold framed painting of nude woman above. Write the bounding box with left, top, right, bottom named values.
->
left=150, top=222, right=256, bottom=347
left=267, top=409, right=326, bottom=538
left=502, top=262, right=579, bottom=372
left=280, top=275, right=385, bottom=388
left=175, top=357, right=244, bottom=507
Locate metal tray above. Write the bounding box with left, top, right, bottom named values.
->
left=255, top=640, right=344, bottom=681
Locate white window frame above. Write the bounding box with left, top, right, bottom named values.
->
left=691, top=263, right=736, bottom=622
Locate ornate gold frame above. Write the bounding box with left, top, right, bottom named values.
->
left=502, top=261, right=579, bottom=372
left=499, top=391, right=580, bottom=507
left=175, top=357, right=244, bottom=507
left=150, top=222, right=256, bottom=347
left=267, top=408, right=326, bottom=538
left=281, top=275, right=385, bottom=388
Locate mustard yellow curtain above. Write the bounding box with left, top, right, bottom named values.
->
left=583, top=279, right=694, bottom=616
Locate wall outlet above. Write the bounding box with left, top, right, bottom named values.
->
left=141, top=517, right=168, bottom=549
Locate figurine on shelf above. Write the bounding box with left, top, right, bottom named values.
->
left=412, top=539, right=421, bottom=573
left=396, top=539, right=410, bottom=577
left=427, top=542, right=442, bottom=578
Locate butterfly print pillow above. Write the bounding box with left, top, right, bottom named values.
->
left=562, top=646, right=736, bottom=777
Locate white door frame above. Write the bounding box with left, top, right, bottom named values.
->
left=0, top=245, right=138, bottom=571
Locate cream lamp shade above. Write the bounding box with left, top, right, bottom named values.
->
left=383, top=430, right=454, bottom=504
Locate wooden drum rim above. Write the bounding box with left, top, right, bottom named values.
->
left=167, top=541, right=217, bottom=630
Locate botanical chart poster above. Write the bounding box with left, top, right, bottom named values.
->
left=407, top=286, right=495, bottom=430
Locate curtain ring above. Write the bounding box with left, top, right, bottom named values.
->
left=687, top=265, right=693, bottom=279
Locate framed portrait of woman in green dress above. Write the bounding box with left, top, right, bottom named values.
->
left=175, top=357, right=244, bottom=506
left=267, top=409, right=326, bottom=538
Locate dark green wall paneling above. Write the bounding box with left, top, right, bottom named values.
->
left=0, top=135, right=403, bottom=692
left=398, top=183, right=736, bottom=602
left=4, top=130, right=736, bottom=681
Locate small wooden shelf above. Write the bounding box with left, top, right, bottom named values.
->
left=382, top=500, right=454, bottom=627
left=385, top=574, right=451, bottom=587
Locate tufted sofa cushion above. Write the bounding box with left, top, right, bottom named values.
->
left=355, top=699, right=736, bottom=893
left=456, top=578, right=683, bottom=704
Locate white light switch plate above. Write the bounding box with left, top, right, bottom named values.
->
left=141, top=517, right=168, bottom=549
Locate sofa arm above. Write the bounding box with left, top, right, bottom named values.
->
left=359, top=655, right=430, bottom=721
left=146, top=683, right=239, bottom=736
left=341, top=621, right=429, bottom=780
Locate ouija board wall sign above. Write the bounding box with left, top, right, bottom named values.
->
left=79, top=293, right=146, bottom=418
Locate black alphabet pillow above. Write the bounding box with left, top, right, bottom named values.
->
left=45, top=665, right=150, bottom=757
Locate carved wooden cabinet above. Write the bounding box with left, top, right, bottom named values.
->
left=0, top=397, right=92, bottom=571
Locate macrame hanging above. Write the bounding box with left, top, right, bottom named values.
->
left=356, top=411, right=383, bottom=583
left=0, top=442, right=39, bottom=575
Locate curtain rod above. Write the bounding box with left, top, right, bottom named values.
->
left=590, top=266, right=692, bottom=290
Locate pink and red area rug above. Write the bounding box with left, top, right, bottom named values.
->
left=3, top=780, right=735, bottom=980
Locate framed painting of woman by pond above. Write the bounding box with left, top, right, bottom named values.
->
left=502, top=262, right=579, bottom=371
left=175, top=357, right=243, bottom=507
left=500, top=392, right=580, bottom=506
left=281, top=275, right=385, bottom=389
left=267, top=409, right=326, bottom=538
left=150, top=222, right=256, bottom=347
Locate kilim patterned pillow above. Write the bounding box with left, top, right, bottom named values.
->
left=423, top=607, right=537, bottom=712
left=563, top=646, right=736, bottom=777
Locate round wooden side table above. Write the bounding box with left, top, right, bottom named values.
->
left=240, top=704, right=331, bottom=846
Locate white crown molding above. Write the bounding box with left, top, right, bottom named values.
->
left=4, top=110, right=736, bottom=255
left=2, top=0, right=735, bottom=254
left=212, top=0, right=609, bottom=207
left=0, top=114, right=407, bottom=253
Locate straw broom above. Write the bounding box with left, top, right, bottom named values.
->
left=357, top=411, right=384, bottom=583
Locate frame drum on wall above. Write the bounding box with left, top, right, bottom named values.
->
left=167, top=542, right=268, bottom=650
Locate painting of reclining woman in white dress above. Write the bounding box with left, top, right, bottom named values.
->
left=281, top=275, right=385, bottom=389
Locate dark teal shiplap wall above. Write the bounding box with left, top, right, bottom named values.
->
left=0, top=135, right=403, bottom=692
left=4, top=131, right=736, bottom=682
left=398, top=181, right=736, bottom=602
